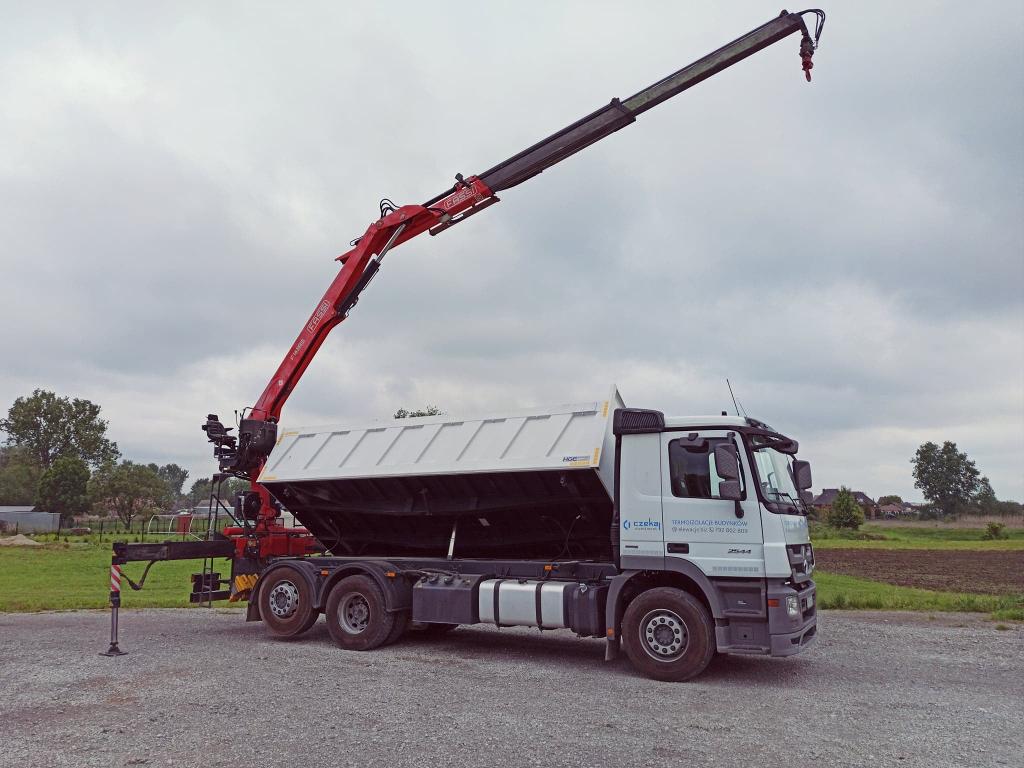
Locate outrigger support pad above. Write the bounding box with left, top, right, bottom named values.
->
left=100, top=576, right=127, bottom=656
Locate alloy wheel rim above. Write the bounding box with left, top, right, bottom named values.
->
left=268, top=580, right=300, bottom=619
left=640, top=609, right=688, bottom=662
left=340, top=593, right=371, bottom=634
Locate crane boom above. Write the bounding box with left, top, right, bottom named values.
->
left=202, top=9, right=825, bottom=546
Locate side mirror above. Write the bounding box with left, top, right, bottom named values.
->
left=718, top=480, right=742, bottom=501
left=714, top=443, right=740, bottom=480
left=792, top=459, right=812, bottom=491
left=714, top=443, right=743, bottom=505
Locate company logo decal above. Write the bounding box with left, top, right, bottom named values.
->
left=561, top=454, right=591, bottom=466
left=623, top=518, right=660, bottom=531
left=306, top=300, right=332, bottom=333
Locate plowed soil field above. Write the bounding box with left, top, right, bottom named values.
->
left=815, top=548, right=1024, bottom=595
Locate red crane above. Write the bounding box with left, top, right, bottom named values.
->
left=201, top=9, right=826, bottom=560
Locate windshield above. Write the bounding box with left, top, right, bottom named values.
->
left=751, top=447, right=801, bottom=506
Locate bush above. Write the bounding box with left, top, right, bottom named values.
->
left=827, top=487, right=865, bottom=530
left=983, top=521, right=1008, bottom=540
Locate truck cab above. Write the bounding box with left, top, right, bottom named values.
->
left=612, top=408, right=816, bottom=675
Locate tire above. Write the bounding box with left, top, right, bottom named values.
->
left=325, top=575, right=396, bottom=651
left=298, top=610, right=320, bottom=635
left=259, top=566, right=317, bottom=640
left=384, top=611, right=410, bottom=646
left=621, top=587, right=715, bottom=682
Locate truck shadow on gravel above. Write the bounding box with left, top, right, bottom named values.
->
left=240, top=619, right=814, bottom=686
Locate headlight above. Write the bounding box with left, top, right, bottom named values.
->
left=786, top=595, right=800, bottom=618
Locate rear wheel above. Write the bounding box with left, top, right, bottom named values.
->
left=325, top=575, right=396, bottom=651
left=259, top=567, right=317, bottom=640
left=385, top=611, right=410, bottom=646
left=621, top=587, right=715, bottom=682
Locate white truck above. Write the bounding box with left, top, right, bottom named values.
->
left=250, top=389, right=816, bottom=681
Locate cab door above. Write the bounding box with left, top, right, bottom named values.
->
left=660, top=430, right=764, bottom=578
left=618, top=432, right=665, bottom=563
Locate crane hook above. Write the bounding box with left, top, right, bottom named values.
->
left=799, top=34, right=815, bottom=82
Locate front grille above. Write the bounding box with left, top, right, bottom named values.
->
left=787, top=543, right=814, bottom=577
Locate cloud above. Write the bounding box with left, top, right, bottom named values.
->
left=1, top=1, right=1022, bottom=502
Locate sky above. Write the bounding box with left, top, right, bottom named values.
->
left=1, top=1, right=1022, bottom=502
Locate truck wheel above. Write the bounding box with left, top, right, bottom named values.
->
left=384, top=610, right=410, bottom=646
left=259, top=567, right=317, bottom=640
left=621, top=587, right=715, bottom=682
left=325, top=575, right=396, bottom=651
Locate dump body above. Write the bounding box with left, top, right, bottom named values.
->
left=258, top=390, right=625, bottom=559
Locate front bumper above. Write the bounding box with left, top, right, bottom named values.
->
left=767, top=579, right=817, bottom=657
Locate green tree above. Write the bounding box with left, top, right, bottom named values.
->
left=189, top=477, right=213, bottom=505
left=911, top=441, right=980, bottom=518
left=1, top=389, right=119, bottom=469
left=189, top=476, right=248, bottom=506
left=394, top=406, right=443, bottom=419
left=147, top=463, right=189, bottom=499
left=0, top=446, right=43, bottom=505
left=991, top=499, right=1024, bottom=516
left=35, top=456, right=90, bottom=522
left=88, top=461, right=170, bottom=527
left=877, top=494, right=903, bottom=506
left=972, top=476, right=997, bottom=516
left=827, top=486, right=865, bottom=530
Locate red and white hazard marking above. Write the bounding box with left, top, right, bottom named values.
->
left=110, top=564, right=122, bottom=593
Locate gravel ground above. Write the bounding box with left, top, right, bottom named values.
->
left=0, top=609, right=1021, bottom=768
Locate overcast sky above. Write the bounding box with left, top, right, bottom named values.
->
left=1, top=1, right=1022, bottom=502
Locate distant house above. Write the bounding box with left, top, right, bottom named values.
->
left=0, top=506, right=61, bottom=533
left=878, top=503, right=907, bottom=518
left=811, top=489, right=878, bottom=518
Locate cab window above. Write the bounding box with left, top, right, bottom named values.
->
left=668, top=437, right=743, bottom=499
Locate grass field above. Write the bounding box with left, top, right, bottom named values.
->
left=0, top=541, right=237, bottom=612
left=810, top=523, right=1024, bottom=550
left=2, top=535, right=1021, bottom=622
left=813, top=572, right=1023, bottom=620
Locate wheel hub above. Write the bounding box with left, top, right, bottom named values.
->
left=640, top=609, right=688, bottom=662
left=268, top=580, right=300, bottom=619
left=340, top=593, right=371, bottom=634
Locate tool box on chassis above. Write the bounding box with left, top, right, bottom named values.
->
left=232, top=389, right=817, bottom=682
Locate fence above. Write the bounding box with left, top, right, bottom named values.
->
left=23, top=515, right=234, bottom=544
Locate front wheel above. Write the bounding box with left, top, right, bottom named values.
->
left=621, top=587, right=715, bottom=682
left=259, top=566, right=317, bottom=640
left=325, top=575, right=396, bottom=651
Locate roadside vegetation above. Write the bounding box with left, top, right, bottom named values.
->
left=0, top=389, right=244, bottom=535
left=813, top=572, right=1023, bottom=621
left=811, top=522, right=1024, bottom=550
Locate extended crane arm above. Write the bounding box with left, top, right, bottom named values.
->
left=202, top=9, right=825, bottom=530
